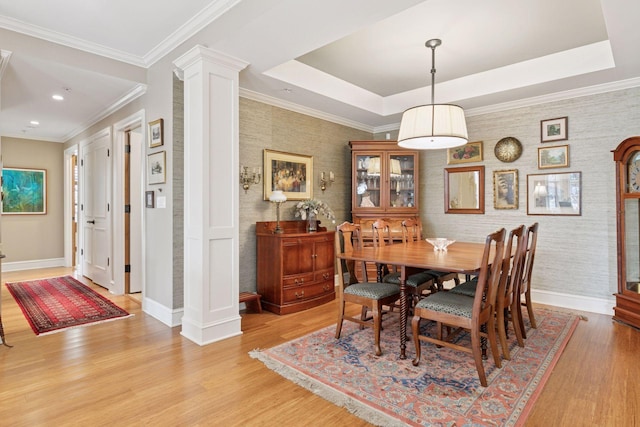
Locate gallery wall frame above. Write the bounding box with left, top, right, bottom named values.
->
left=148, top=118, right=164, bottom=148
left=538, top=144, right=569, bottom=169
left=263, top=149, right=313, bottom=201
left=527, top=171, right=581, bottom=216
left=541, top=117, right=568, bottom=143
left=1, top=167, right=47, bottom=214
left=147, top=151, right=166, bottom=185
left=446, top=141, right=483, bottom=164
left=493, top=169, right=518, bottom=210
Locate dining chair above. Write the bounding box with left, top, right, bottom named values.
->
left=448, top=225, right=528, bottom=360
left=402, top=218, right=460, bottom=291
left=335, top=222, right=401, bottom=356
left=372, top=219, right=437, bottom=306
left=518, top=222, right=539, bottom=338
left=411, top=228, right=506, bottom=387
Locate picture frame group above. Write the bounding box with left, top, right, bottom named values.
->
left=263, top=149, right=313, bottom=201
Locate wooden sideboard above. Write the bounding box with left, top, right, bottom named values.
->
left=256, top=221, right=335, bottom=315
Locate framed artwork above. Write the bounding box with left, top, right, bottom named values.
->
left=147, top=151, right=166, bottom=185
left=447, top=141, right=483, bottom=164
left=145, top=190, right=155, bottom=208
left=538, top=145, right=569, bottom=169
left=527, top=171, right=581, bottom=216
left=541, top=117, right=568, bottom=143
left=148, top=118, right=164, bottom=148
left=264, top=149, right=313, bottom=200
left=493, top=169, right=518, bottom=210
left=444, top=165, right=485, bottom=214
left=1, top=167, right=47, bottom=214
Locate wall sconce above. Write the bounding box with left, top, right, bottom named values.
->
left=320, top=171, right=335, bottom=192
left=240, top=165, right=261, bottom=193
left=269, top=190, right=287, bottom=234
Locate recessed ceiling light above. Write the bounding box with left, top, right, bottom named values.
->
left=30, top=120, right=39, bottom=126
left=52, top=94, right=64, bottom=101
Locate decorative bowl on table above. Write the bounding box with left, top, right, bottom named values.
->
left=426, top=238, right=455, bottom=251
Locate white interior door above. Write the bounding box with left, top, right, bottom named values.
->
left=81, top=132, right=111, bottom=287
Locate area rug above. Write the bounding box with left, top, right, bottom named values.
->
left=250, top=307, right=581, bottom=426
left=6, top=275, right=132, bottom=335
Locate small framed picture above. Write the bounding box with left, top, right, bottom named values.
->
left=493, top=169, right=518, bottom=210
left=447, top=141, right=483, bottom=164
left=145, top=190, right=155, bottom=208
left=263, top=149, right=313, bottom=200
left=148, top=118, right=164, bottom=148
left=541, top=117, right=568, bottom=143
left=527, top=172, right=581, bottom=216
left=538, top=145, right=569, bottom=169
left=147, top=151, right=166, bottom=185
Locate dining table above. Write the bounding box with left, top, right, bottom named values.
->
left=337, top=239, right=491, bottom=359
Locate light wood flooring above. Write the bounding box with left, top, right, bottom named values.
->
left=0, top=267, right=638, bottom=426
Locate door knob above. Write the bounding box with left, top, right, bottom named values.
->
left=87, top=220, right=95, bottom=224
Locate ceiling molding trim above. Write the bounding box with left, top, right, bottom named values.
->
left=240, top=88, right=374, bottom=133
left=144, top=0, right=242, bottom=67
left=378, top=77, right=640, bottom=133
left=464, top=77, right=640, bottom=118
left=0, top=15, right=146, bottom=67
left=63, top=84, right=148, bottom=142
left=0, top=132, right=66, bottom=143
left=0, top=49, right=12, bottom=79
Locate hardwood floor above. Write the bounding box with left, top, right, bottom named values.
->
left=0, top=267, right=638, bottom=426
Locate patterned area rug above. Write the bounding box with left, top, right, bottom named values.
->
left=251, top=307, right=580, bottom=426
left=6, top=275, right=132, bottom=335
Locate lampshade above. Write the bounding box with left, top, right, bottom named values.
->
left=397, top=104, right=468, bottom=149
left=389, top=158, right=402, bottom=177
left=269, top=190, right=287, bottom=203
left=397, top=39, right=468, bottom=150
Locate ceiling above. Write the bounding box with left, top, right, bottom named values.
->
left=0, top=0, right=638, bottom=142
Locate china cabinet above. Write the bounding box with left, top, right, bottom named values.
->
left=613, top=136, right=640, bottom=329
left=350, top=140, right=420, bottom=279
left=256, top=221, right=335, bottom=315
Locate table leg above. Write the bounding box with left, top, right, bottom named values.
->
left=0, top=315, right=11, bottom=348
left=399, top=266, right=407, bottom=359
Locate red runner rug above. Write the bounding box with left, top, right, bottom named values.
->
left=6, top=275, right=132, bottom=335
left=251, top=307, right=581, bottom=426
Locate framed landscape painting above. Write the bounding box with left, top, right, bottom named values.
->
left=2, top=167, right=47, bottom=214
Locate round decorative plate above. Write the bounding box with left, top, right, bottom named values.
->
left=494, top=137, right=523, bottom=163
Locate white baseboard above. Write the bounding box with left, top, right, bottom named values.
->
left=2, top=258, right=66, bottom=272
left=142, top=296, right=183, bottom=327
left=531, top=289, right=615, bottom=316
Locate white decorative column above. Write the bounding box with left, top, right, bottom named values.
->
left=174, top=45, right=248, bottom=345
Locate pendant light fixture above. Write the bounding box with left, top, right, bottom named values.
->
left=397, top=39, right=468, bottom=150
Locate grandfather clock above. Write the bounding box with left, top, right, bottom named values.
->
left=613, top=136, right=640, bottom=329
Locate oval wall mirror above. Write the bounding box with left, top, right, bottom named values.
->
left=444, top=165, right=485, bottom=214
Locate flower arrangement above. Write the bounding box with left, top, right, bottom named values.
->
left=293, top=199, right=336, bottom=223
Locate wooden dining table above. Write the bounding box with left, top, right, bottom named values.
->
left=337, top=239, right=490, bottom=359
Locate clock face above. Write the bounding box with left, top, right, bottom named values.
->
left=630, top=162, right=640, bottom=192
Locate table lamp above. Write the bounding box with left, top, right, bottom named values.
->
left=269, top=190, right=287, bottom=234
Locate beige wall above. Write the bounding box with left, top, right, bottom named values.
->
left=1, top=137, right=64, bottom=263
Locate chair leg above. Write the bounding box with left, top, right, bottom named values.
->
left=497, top=307, right=510, bottom=360
left=510, top=301, right=524, bottom=348
left=411, top=315, right=422, bottom=366
left=487, top=316, right=501, bottom=369
left=470, top=326, right=488, bottom=387
left=372, top=301, right=383, bottom=356
left=518, top=299, right=527, bottom=339
left=525, top=290, right=537, bottom=329
left=335, top=301, right=345, bottom=339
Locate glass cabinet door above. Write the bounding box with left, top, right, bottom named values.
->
left=388, top=154, right=416, bottom=209
left=355, top=154, right=381, bottom=208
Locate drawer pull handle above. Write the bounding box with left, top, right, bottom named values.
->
left=323, top=285, right=330, bottom=291
left=294, top=278, right=305, bottom=285
left=295, top=291, right=305, bottom=299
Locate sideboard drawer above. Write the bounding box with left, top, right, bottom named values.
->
left=283, top=273, right=314, bottom=288
left=283, top=281, right=334, bottom=303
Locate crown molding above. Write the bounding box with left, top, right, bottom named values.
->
left=239, top=88, right=374, bottom=133
left=378, top=77, right=640, bottom=133
left=0, top=16, right=145, bottom=67
left=144, top=0, right=241, bottom=67
left=63, top=84, right=148, bottom=141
